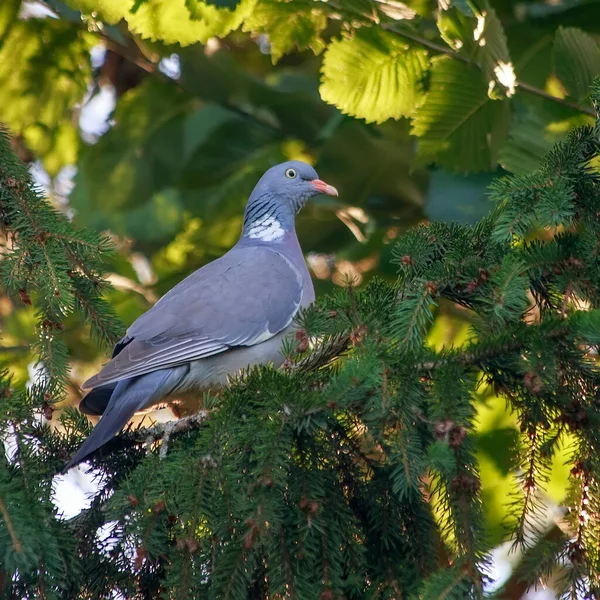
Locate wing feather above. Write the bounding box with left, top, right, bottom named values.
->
left=83, top=246, right=303, bottom=389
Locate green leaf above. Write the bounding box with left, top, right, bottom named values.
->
left=320, top=28, right=429, bottom=124
left=125, top=0, right=253, bottom=45
left=552, top=27, right=600, bottom=103
left=242, top=0, right=327, bottom=63
left=438, top=7, right=515, bottom=98
left=448, top=0, right=475, bottom=16
left=0, top=0, right=20, bottom=48
left=411, top=57, right=510, bottom=173
left=183, top=105, right=241, bottom=161
left=64, top=0, right=130, bottom=24
left=71, top=80, right=192, bottom=221
left=23, top=121, right=80, bottom=177
left=499, top=100, right=593, bottom=175
left=0, top=20, right=92, bottom=170
left=91, top=187, right=186, bottom=243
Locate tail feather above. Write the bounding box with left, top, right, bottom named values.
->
left=64, top=366, right=187, bottom=471
left=79, top=384, right=116, bottom=416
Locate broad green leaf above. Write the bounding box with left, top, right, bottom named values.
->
left=64, top=0, right=130, bottom=24
left=179, top=47, right=332, bottom=141
left=0, top=0, right=20, bottom=48
left=92, top=188, right=186, bottom=244
left=552, top=27, right=600, bottom=103
left=447, top=0, right=475, bottom=17
left=71, top=80, right=192, bottom=220
left=183, top=105, right=241, bottom=161
left=182, top=115, right=281, bottom=193
left=242, top=0, right=327, bottom=63
left=320, top=28, right=429, bottom=124
left=499, top=100, right=593, bottom=174
left=438, top=7, right=515, bottom=98
left=126, top=0, right=254, bottom=46
left=411, top=57, right=510, bottom=173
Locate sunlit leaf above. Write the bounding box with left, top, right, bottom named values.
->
left=411, top=57, right=510, bottom=172
left=64, top=0, right=131, bottom=24
left=438, top=6, right=515, bottom=98
left=126, top=0, right=254, bottom=45
left=553, top=26, right=600, bottom=103
left=242, top=0, right=327, bottom=63
left=320, top=28, right=429, bottom=124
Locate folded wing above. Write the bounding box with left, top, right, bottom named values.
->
left=83, top=246, right=303, bottom=389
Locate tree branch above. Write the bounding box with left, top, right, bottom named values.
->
left=0, top=496, right=23, bottom=553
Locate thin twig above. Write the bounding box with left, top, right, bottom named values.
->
left=0, top=496, right=23, bottom=553
left=142, top=410, right=210, bottom=457
left=289, top=334, right=350, bottom=372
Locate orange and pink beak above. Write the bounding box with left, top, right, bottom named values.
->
left=310, top=179, right=338, bottom=197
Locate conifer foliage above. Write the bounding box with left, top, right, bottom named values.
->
left=3, top=82, right=600, bottom=598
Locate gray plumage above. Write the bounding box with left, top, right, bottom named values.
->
left=65, top=160, right=338, bottom=470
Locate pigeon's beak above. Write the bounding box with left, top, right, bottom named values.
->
left=310, top=179, right=339, bottom=197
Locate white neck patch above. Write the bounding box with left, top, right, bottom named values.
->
left=246, top=213, right=285, bottom=242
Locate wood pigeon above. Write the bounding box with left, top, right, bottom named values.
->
left=65, top=160, right=338, bottom=470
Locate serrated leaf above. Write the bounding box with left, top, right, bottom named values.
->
left=320, top=28, right=429, bottom=124
left=411, top=57, right=510, bottom=173
left=438, top=7, right=515, bottom=98
left=242, top=0, right=327, bottom=64
left=64, top=0, right=130, bottom=24
left=553, top=27, right=600, bottom=103
left=126, top=0, right=254, bottom=46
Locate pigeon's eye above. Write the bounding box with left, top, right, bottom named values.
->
left=285, top=168, right=297, bottom=179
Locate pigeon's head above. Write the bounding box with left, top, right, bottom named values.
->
left=242, top=160, right=338, bottom=241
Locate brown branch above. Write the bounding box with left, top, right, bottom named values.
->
left=0, top=496, right=23, bottom=553
left=141, top=411, right=210, bottom=458
left=279, top=527, right=297, bottom=600
left=417, top=339, right=523, bottom=372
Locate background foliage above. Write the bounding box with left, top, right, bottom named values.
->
left=2, top=0, right=600, bottom=597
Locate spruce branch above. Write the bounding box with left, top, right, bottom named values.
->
left=288, top=333, right=350, bottom=372
left=0, top=496, right=23, bottom=553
